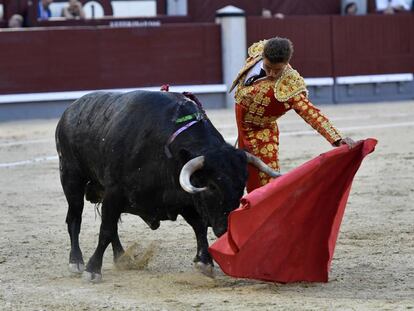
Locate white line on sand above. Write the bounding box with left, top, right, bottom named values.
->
left=0, top=156, right=58, bottom=168
left=0, top=139, right=51, bottom=148
left=1, top=121, right=413, bottom=168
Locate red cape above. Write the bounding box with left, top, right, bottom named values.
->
left=209, top=138, right=377, bottom=283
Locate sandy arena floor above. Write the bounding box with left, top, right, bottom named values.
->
left=0, top=100, right=413, bottom=310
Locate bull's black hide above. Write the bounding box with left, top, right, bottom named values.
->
left=56, top=90, right=248, bottom=281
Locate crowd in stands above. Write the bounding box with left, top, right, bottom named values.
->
left=260, top=0, right=413, bottom=18
left=61, top=0, right=85, bottom=19
left=4, top=0, right=86, bottom=28
left=1, top=0, right=413, bottom=28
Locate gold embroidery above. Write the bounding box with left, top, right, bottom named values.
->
left=260, top=147, right=268, bottom=155
left=245, top=113, right=253, bottom=123
left=253, top=115, right=262, bottom=126
left=254, top=93, right=263, bottom=104
left=248, top=40, right=267, bottom=58
left=260, top=178, right=268, bottom=186
left=270, top=161, right=279, bottom=169
left=274, top=67, right=308, bottom=102
left=321, top=121, right=342, bottom=143
left=256, top=106, right=265, bottom=116
left=262, top=97, right=271, bottom=106
left=249, top=103, right=258, bottom=114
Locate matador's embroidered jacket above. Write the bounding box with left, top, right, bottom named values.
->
left=232, top=40, right=342, bottom=193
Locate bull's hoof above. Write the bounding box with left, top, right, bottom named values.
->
left=68, top=262, right=85, bottom=274
left=82, top=271, right=103, bottom=283
left=195, top=262, right=214, bottom=278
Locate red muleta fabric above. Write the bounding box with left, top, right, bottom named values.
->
left=209, top=138, right=377, bottom=283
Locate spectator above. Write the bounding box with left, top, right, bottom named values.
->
left=376, top=0, right=411, bottom=13
left=262, top=8, right=285, bottom=19
left=62, top=0, right=86, bottom=19
left=344, top=2, right=359, bottom=15
left=274, top=12, right=285, bottom=19
left=8, top=14, right=24, bottom=27
left=261, top=8, right=272, bottom=18
left=38, top=0, right=53, bottom=20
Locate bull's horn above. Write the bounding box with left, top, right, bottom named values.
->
left=245, top=152, right=282, bottom=178
left=179, top=156, right=208, bottom=193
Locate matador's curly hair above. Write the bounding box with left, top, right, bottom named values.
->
left=263, top=37, right=294, bottom=64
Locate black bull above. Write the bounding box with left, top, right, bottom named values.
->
left=56, top=90, right=278, bottom=281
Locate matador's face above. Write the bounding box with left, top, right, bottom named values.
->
left=262, top=57, right=287, bottom=80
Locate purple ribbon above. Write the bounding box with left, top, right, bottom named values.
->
left=164, top=120, right=201, bottom=158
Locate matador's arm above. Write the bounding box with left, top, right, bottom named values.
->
left=288, top=93, right=343, bottom=146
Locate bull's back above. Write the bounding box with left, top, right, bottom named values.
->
left=57, top=90, right=177, bottom=143
left=56, top=90, right=184, bottom=179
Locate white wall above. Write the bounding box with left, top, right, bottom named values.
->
left=167, top=0, right=187, bottom=15
left=111, top=0, right=156, bottom=17
left=49, top=2, right=66, bottom=17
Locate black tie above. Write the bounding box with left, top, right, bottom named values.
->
left=244, top=69, right=267, bottom=86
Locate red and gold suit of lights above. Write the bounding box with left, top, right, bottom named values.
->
left=231, top=41, right=342, bottom=192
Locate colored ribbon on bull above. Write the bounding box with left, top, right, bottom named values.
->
left=175, top=113, right=203, bottom=124
left=164, top=118, right=203, bottom=158
left=209, top=138, right=377, bottom=283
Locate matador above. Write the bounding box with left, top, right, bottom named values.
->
left=231, top=39, right=353, bottom=192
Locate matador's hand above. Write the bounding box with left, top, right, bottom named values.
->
left=335, top=137, right=358, bottom=149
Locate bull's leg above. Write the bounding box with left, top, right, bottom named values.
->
left=181, top=208, right=214, bottom=277
left=84, top=190, right=122, bottom=282
left=61, top=169, right=86, bottom=275
left=111, top=227, right=125, bottom=262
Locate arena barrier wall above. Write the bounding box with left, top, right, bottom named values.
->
left=0, top=23, right=222, bottom=94
left=0, top=84, right=227, bottom=121
left=332, top=14, right=414, bottom=102
left=246, top=14, right=414, bottom=104
left=1, top=12, right=414, bottom=121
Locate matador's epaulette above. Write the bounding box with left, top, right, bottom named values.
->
left=274, top=67, right=308, bottom=102
left=247, top=40, right=267, bottom=58
left=229, top=40, right=268, bottom=92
